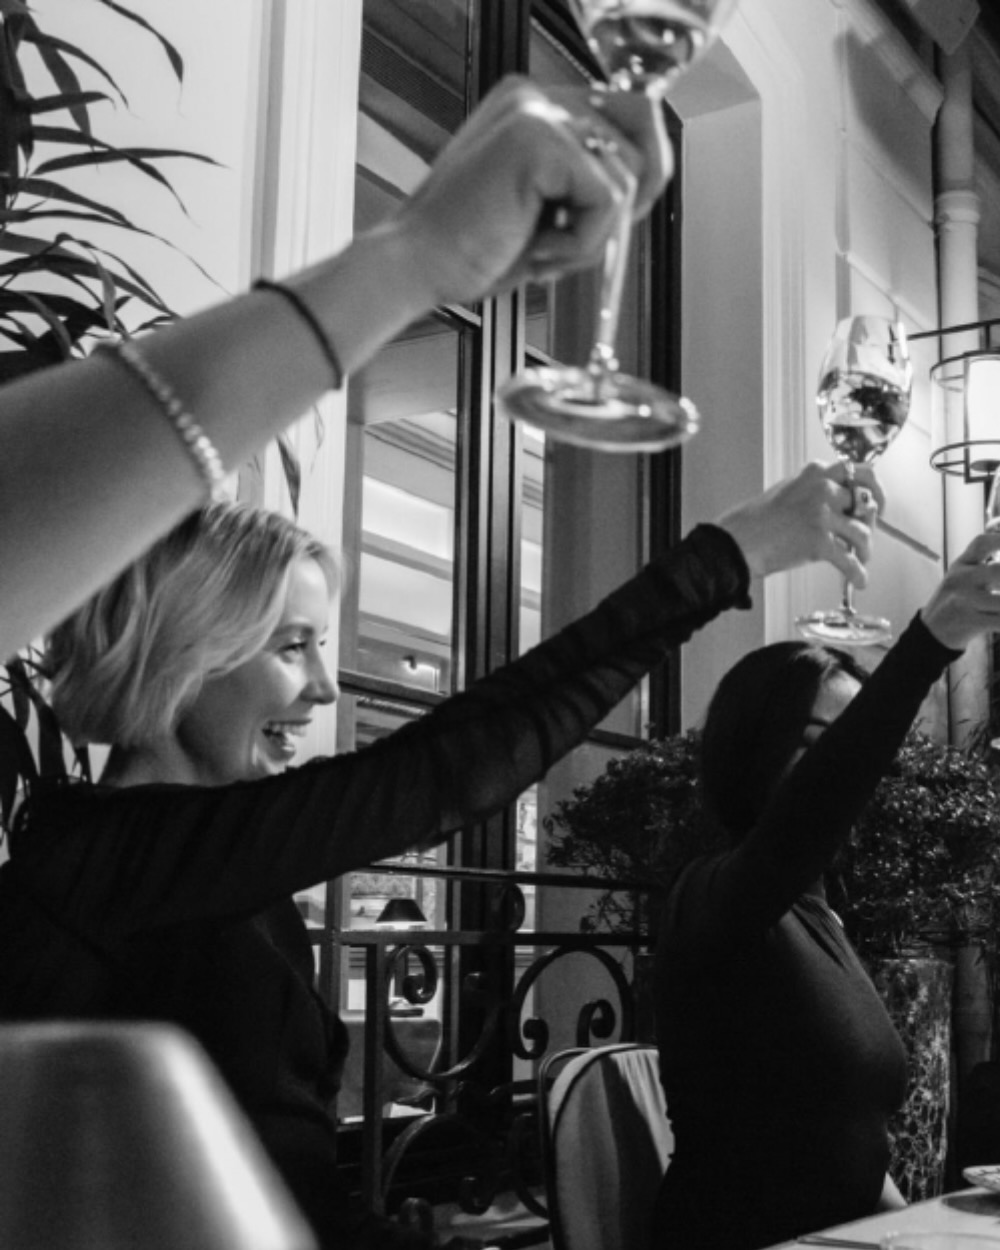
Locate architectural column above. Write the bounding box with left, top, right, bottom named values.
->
left=935, top=40, right=986, bottom=746
left=245, top=0, right=363, bottom=759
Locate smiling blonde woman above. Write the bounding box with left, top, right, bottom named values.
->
left=46, top=502, right=338, bottom=778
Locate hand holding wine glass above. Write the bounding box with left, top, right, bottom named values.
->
left=796, top=315, right=912, bottom=646
left=497, top=0, right=739, bottom=453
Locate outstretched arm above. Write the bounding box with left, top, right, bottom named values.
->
left=676, top=529, right=1000, bottom=940
left=17, top=460, right=885, bottom=931
left=0, top=78, right=669, bottom=660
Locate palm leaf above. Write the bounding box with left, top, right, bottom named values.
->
left=32, top=139, right=222, bottom=216
left=0, top=288, right=76, bottom=354
left=2, top=659, right=30, bottom=730
left=0, top=700, right=37, bottom=827
left=278, top=434, right=303, bottom=516
left=0, top=235, right=178, bottom=316
left=28, top=89, right=111, bottom=115
left=20, top=26, right=128, bottom=110
left=5, top=660, right=67, bottom=781
left=0, top=11, right=31, bottom=180
left=1, top=174, right=133, bottom=223
left=91, top=0, right=184, bottom=82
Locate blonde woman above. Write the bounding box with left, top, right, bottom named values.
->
left=1, top=461, right=877, bottom=1249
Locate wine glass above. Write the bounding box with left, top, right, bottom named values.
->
left=796, top=315, right=913, bottom=647
left=986, top=464, right=1000, bottom=538
left=983, top=466, right=1000, bottom=751
left=496, top=0, right=740, bottom=453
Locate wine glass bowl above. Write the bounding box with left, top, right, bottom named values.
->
left=985, top=465, right=1000, bottom=535
left=497, top=0, right=739, bottom=453
left=796, top=315, right=912, bottom=647
left=578, top=0, right=741, bottom=95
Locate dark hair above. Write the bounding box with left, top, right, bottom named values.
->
left=699, top=641, right=867, bottom=841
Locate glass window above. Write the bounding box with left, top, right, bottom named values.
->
left=315, top=0, right=674, bottom=1009
left=341, top=318, right=465, bottom=697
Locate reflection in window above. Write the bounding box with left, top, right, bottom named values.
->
left=342, top=320, right=461, bottom=696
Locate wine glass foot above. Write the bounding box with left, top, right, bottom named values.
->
left=496, top=365, right=700, bottom=453
left=795, top=609, right=893, bottom=648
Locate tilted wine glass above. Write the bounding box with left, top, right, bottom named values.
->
left=496, top=0, right=740, bottom=453
left=796, top=315, right=912, bottom=647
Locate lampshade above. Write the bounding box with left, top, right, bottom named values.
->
left=929, top=350, right=1000, bottom=481
left=374, top=897, right=428, bottom=928
left=0, top=1021, right=317, bottom=1250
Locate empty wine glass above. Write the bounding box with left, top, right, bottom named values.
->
left=496, top=0, right=739, bottom=453
left=796, top=315, right=912, bottom=647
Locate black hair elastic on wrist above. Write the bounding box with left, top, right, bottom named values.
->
left=253, top=278, right=344, bottom=391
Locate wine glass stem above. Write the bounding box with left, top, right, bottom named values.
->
left=840, top=461, right=858, bottom=618
left=588, top=158, right=636, bottom=393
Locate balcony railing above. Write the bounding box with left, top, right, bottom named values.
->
left=308, top=864, right=659, bottom=1247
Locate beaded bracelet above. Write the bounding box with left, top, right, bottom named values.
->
left=99, top=338, right=227, bottom=502
left=253, top=278, right=344, bottom=391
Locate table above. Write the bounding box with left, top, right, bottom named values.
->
left=773, top=1189, right=1000, bottom=1247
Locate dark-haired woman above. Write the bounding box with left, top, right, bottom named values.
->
left=651, top=531, right=1000, bottom=1250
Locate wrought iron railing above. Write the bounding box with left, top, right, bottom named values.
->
left=308, top=864, right=659, bottom=1247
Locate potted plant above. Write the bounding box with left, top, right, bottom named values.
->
left=827, top=732, right=1000, bottom=1200
left=0, top=0, right=219, bottom=375
left=0, top=1, right=214, bottom=836
left=828, top=733, right=1000, bottom=962
left=545, top=729, right=720, bottom=937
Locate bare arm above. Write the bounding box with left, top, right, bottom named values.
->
left=0, top=77, right=669, bottom=659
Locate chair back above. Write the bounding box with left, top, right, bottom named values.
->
left=538, top=1043, right=673, bottom=1250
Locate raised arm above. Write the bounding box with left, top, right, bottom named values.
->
left=16, top=461, right=882, bottom=933
left=679, top=528, right=1000, bottom=938
left=0, top=78, right=669, bottom=660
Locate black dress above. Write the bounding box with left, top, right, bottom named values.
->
left=652, top=614, right=960, bottom=1250
left=0, top=524, right=749, bottom=1250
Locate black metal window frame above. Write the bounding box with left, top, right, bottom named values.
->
left=337, top=0, right=685, bottom=879
left=325, top=5, right=686, bottom=1228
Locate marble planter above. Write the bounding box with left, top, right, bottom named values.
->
left=871, top=955, right=953, bottom=1203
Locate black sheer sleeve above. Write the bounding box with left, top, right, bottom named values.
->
left=18, top=524, right=750, bottom=937
left=666, top=613, right=959, bottom=946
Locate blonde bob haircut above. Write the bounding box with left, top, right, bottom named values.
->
left=46, top=501, right=337, bottom=748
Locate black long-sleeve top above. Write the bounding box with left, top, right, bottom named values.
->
left=652, top=614, right=959, bottom=1250
left=0, top=523, right=749, bottom=1249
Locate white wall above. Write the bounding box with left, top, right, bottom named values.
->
left=25, top=0, right=362, bottom=761
left=27, top=0, right=261, bottom=307
left=672, top=0, right=950, bottom=735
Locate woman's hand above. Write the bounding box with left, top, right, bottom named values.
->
left=714, top=460, right=884, bottom=581
left=920, top=531, right=1000, bottom=651
left=387, top=75, right=671, bottom=307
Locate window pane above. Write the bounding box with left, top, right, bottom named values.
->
left=333, top=0, right=476, bottom=973
left=355, top=1, right=479, bottom=306
left=342, top=317, right=463, bottom=696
